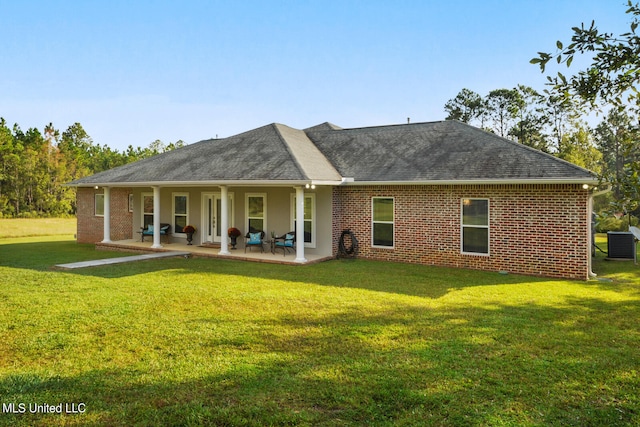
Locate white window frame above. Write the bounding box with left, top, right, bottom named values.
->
left=95, top=193, right=104, bottom=217
left=461, top=198, right=490, bottom=256
left=371, top=197, right=394, bottom=249
left=141, top=192, right=154, bottom=229
left=172, top=192, right=190, bottom=235
left=246, top=193, right=267, bottom=234
left=290, top=193, right=316, bottom=248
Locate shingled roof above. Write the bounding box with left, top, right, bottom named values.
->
left=69, top=123, right=342, bottom=187
left=69, top=120, right=597, bottom=187
left=305, top=120, right=597, bottom=183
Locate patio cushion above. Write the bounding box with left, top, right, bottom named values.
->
left=142, top=223, right=171, bottom=237
left=276, top=234, right=294, bottom=247
left=248, top=232, right=262, bottom=244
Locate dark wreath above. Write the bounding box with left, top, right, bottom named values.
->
left=337, top=229, right=358, bottom=259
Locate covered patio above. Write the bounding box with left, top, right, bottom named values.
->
left=71, top=123, right=345, bottom=265
left=95, top=238, right=334, bottom=265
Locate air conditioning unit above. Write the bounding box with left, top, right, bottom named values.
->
left=607, top=232, right=635, bottom=260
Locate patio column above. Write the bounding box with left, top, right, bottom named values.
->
left=219, top=185, right=231, bottom=255
left=152, top=186, right=162, bottom=249
left=101, top=186, right=112, bottom=243
left=294, top=186, right=307, bottom=263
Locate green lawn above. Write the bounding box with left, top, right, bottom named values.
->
left=0, top=218, right=76, bottom=238
left=0, top=225, right=638, bottom=426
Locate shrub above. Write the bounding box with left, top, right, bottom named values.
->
left=595, top=214, right=638, bottom=232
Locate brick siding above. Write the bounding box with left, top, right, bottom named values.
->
left=332, top=184, right=590, bottom=280
left=77, top=187, right=133, bottom=243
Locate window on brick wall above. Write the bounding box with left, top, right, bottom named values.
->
left=95, top=194, right=104, bottom=217
left=372, top=197, right=394, bottom=248
left=461, top=198, right=489, bottom=255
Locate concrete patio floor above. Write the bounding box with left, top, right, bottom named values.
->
left=95, top=239, right=333, bottom=265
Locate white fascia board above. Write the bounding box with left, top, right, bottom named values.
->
left=339, top=178, right=600, bottom=186
left=310, top=180, right=344, bottom=186
left=67, top=180, right=314, bottom=188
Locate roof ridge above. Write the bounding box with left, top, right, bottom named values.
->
left=338, top=120, right=445, bottom=132
left=304, top=122, right=343, bottom=132
left=274, top=123, right=343, bottom=182
left=272, top=123, right=308, bottom=180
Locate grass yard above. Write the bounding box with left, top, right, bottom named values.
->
left=0, top=218, right=76, bottom=238
left=0, top=226, right=638, bottom=426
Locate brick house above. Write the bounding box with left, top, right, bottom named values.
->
left=69, top=120, right=599, bottom=279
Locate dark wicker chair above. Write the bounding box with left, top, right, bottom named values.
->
left=245, top=230, right=265, bottom=253
left=141, top=223, right=171, bottom=243
left=274, top=231, right=295, bottom=256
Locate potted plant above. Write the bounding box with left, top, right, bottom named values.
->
left=228, top=227, right=242, bottom=249
left=183, top=225, right=196, bottom=245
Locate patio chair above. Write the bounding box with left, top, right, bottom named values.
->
left=245, top=230, right=265, bottom=253
left=141, top=223, right=171, bottom=243
left=274, top=231, right=295, bottom=256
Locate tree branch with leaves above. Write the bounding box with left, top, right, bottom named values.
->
left=531, top=1, right=640, bottom=110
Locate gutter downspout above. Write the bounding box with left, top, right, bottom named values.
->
left=589, top=185, right=612, bottom=278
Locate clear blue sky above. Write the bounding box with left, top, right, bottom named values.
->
left=0, top=0, right=632, bottom=150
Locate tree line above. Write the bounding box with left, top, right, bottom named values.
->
left=443, top=86, right=638, bottom=219
left=3, top=91, right=635, bottom=224
left=0, top=119, right=184, bottom=217
left=0, top=93, right=636, bottom=222
left=446, top=1, right=640, bottom=227
left=2, top=3, right=639, bottom=224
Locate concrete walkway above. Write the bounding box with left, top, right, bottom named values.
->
left=54, top=251, right=191, bottom=270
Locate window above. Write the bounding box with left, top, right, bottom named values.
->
left=461, top=198, right=489, bottom=255
left=246, top=194, right=266, bottom=233
left=142, top=193, right=153, bottom=229
left=372, top=197, right=394, bottom=248
left=173, top=193, right=189, bottom=234
left=95, top=194, right=104, bottom=217
left=291, top=193, right=316, bottom=247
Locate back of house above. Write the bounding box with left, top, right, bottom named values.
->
left=69, top=120, right=599, bottom=279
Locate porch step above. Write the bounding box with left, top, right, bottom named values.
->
left=54, top=251, right=191, bottom=270
left=199, top=242, right=221, bottom=248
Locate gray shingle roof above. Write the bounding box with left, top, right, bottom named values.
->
left=70, top=123, right=340, bottom=186
left=69, top=120, right=597, bottom=187
left=305, top=120, right=597, bottom=183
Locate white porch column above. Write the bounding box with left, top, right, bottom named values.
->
left=101, top=187, right=112, bottom=243
left=219, top=185, right=231, bottom=255
left=295, top=186, right=307, bottom=263
left=152, top=186, right=162, bottom=249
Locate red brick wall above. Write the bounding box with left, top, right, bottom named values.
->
left=77, top=187, right=133, bottom=243
left=332, top=184, right=590, bottom=280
